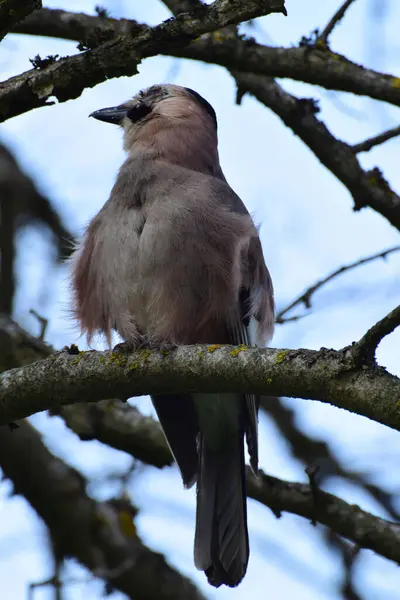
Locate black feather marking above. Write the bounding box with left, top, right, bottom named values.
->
left=184, top=88, right=217, bottom=129
left=239, top=287, right=251, bottom=327
left=127, top=103, right=152, bottom=123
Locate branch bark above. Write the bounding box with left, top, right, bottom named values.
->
left=1, top=334, right=400, bottom=431
left=0, top=0, right=286, bottom=122
left=232, top=72, right=400, bottom=231
left=10, top=8, right=400, bottom=113
left=9, top=10, right=400, bottom=231
left=0, top=0, right=41, bottom=41
left=2, top=314, right=400, bottom=568
left=351, top=305, right=400, bottom=366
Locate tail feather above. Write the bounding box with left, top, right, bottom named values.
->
left=194, top=433, right=249, bottom=587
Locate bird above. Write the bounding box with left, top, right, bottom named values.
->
left=70, top=83, right=275, bottom=587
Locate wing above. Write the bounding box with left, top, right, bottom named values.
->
left=227, top=231, right=275, bottom=474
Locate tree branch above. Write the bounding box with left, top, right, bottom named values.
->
left=59, top=400, right=171, bottom=469
left=0, top=142, right=74, bottom=262
left=2, top=314, right=400, bottom=568
left=259, top=395, right=400, bottom=521
left=275, top=245, right=400, bottom=324
left=0, top=0, right=41, bottom=41
left=351, top=304, right=400, bottom=366
left=0, top=0, right=286, bottom=123
left=10, top=11, right=400, bottom=231
left=317, top=0, right=358, bottom=45
left=247, top=469, right=400, bottom=564
left=9, top=6, right=400, bottom=119
left=232, top=71, right=400, bottom=231
left=58, top=400, right=400, bottom=566
left=162, top=0, right=203, bottom=15
left=353, top=124, right=400, bottom=154
left=1, top=336, right=399, bottom=431
left=11, top=7, right=146, bottom=42
left=0, top=420, right=205, bottom=600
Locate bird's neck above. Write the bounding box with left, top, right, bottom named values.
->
left=126, top=119, right=225, bottom=179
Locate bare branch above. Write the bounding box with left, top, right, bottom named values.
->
left=317, top=0, right=358, bottom=45
left=247, top=469, right=400, bottom=564
left=11, top=11, right=400, bottom=230
left=1, top=339, right=400, bottom=431
left=0, top=182, right=16, bottom=315
left=0, top=142, right=74, bottom=262
left=2, top=315, right=400, bottom=567
left=29, top=309, right=49, bottom=341
left=276, top=245, right=400, bottom=323
left=11, top=8, right=145, bottom=42
left=9, top=7, right=400, bottom=119
left=0, top=0, right=41, bottom=41
left=59, top=400, right=171, bottom=469
left=60, top=401, right=400, bottom=566
left=353, top=124, right=400, bottom=154
left=162, top=0, right=203, bottom=15
left=231, top=71, right=400, bottom=232
left=351, top=304, right=400, bottom=366
left=0, top=420, right=205, bottom=600
left=0, top=0, right=286, bottom=123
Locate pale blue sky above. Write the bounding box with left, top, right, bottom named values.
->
left=1, top=1, right=400, bottom=598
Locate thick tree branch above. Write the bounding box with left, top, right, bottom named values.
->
left=232, top=72, right=400, bottom=231
left=11, top=8, right=145, bottom=42
left=10, top=9, right=400, bottom=113
left=1, top=335, right=400, bottom=431
left=59, top=400, right=171, bottom=469
left=276, top=245, right=400, bottom=324
left=1, top=314, right=400, bottom=567
left=0, top=420, right=205, bottom=600
left=0, top=0, right=286, bottom=123
left=10, top=12, right=400, bottom=231
left=0, top=0, right=41, bottom=41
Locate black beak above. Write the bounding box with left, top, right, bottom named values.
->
left=89, top=106, right=127, bottom=125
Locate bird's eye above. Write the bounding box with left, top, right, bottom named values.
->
left=126, top=103, right=152, bottom=123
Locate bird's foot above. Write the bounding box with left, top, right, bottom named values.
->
left=113, top=340, right=177, bottom=353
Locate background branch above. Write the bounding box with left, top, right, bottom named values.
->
left=0, top=0, right=41, bottom=42
left=232, top=71, right=400, bottom=231
left=353, top=124, right=400, bottom=153
left=275, top=245, right=400, bottom=324
left=351, top=304, right=400, bottom=366
left=0, top=0, right=286, bottom=123
left=317, top=0, right=358, bottom=45
left=0, top=420, right=205, bottom=600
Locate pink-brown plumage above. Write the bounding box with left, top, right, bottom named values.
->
left=70, top=84, right=274, bottom=588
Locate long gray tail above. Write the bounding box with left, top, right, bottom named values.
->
left=194, top=432, right=249, bottom=587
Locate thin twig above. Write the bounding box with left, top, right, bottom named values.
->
left=351, top=304, right=400, bottom=366
left=276, top=245, right=400, bottom=324
left=318, top=0, right=357, bottom=45
left=29, top=309, right=49, bottom=341
left=353, top=124, right=400, bottom=153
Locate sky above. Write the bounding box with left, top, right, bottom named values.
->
left=1, top=0, right=400, bottom=599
